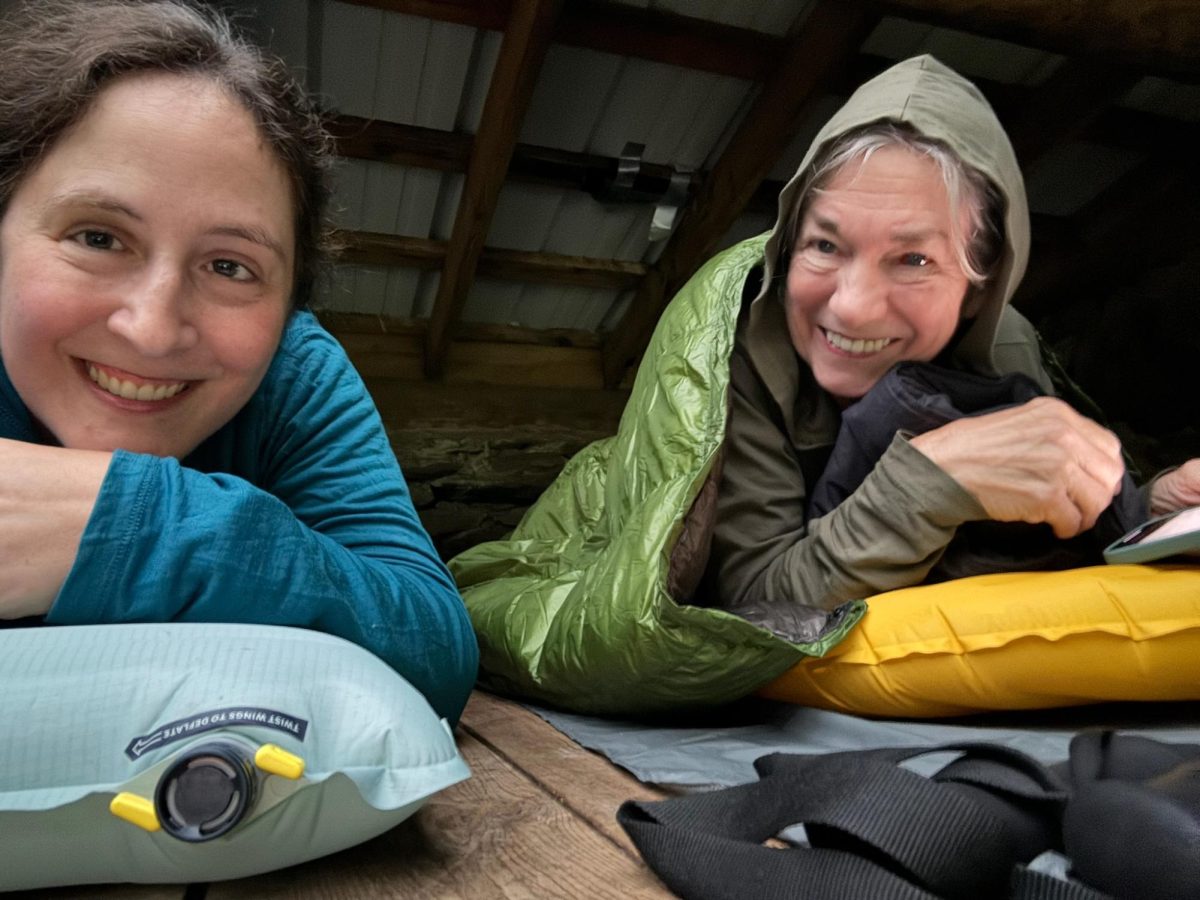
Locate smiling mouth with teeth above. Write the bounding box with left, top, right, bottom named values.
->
left=823, top=329, right=894, bottom=355
left=87, top=363, right=189, bottom=402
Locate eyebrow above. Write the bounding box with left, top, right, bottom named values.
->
left=889, top=227, right=947, bottom=244
left=209, top=225, right=289, bottom=263
left=41, top=190, right=289, bottom=262
left=42, top=191, right=141, bottom=221
left=809, top=215, right=841, bottom=235
left=808, top=215, right=947, bottom=245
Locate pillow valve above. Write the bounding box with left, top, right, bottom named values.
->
left=109, top=738, right=305, bottom=840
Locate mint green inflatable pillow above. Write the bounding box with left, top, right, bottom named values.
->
left=0, top=623, right=469, bottom=891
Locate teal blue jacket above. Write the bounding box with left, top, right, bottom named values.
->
left=0, top=312, right=478, bottom=724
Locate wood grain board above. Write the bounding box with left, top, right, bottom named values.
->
left=207, top=692, right=672, bottom=898
left=16, top=692, right=673, bottom=899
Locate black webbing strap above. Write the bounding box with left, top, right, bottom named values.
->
left=617, top=743, right=1067, bottom=900
left=1060, top=732, right=1200, bottom=900
left=1066, top=730, right=1200, bottom=783
left=618, top=811, right=937, bottom=900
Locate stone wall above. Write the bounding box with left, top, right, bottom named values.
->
left=366, top=379, right=628, bottom=560
left=390, top=426, right=605, bottom=559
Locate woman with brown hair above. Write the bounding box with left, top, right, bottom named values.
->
left=0, top=0, right=477, bottom=723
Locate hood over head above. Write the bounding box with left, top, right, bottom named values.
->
left=754, top=54, right=1030, bottom=376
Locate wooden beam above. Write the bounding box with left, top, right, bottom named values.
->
left=338, top=230, right=646, bottom=289
left=600, top=0, right=878, bottom=388
left=338, top=0, right=783, bottom=81
left=424, top=0, right=563, bottom=378
left=878, top=0, right=1200, bottom=81
left=335, top=0, right=510, bottom=30
left=328, top=115, right=471, bottom=171
left=338, top=230, right=445, bottom=269
left=318, top=310, right=602, bottom=349
left=555, top=0, right=780, bottom=81
left=477, top=246, right=645, bottom=290
left=334, top=116, right=693, bottom=219
left=333, top=328, right=608, bottom=389
left=332, top=114, right=683, bottom=200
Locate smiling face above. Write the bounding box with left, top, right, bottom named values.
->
left=784, top=144, right=973, bottom=403
left=0, top=71, right=295, bottom=457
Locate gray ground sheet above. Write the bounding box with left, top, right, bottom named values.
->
left=526, top=698, right=1200, bottom=788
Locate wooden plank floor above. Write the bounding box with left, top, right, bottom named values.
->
left=13, top=692, right=674, bottom=900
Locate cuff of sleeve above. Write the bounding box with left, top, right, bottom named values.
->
left=806, top=434, right=988, bottom=599
left=890, top=432, right=989, bottom=524
left=46, top=450, right=159, bottom=625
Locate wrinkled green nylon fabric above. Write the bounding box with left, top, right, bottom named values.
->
left=450, top=234, right=864, bottom=714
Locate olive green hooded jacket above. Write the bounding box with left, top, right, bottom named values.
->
left=707, top=55, right=1053, bottom=643
left=450, top=56, right=1049, bottom=714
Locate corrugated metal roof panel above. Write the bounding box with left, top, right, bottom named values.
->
left=520, top=47, right=754, bottom=165
left=464, top=280, right=621, bottom=331
left=1123, top=76, right=1200, bottom=121
left=287, top=0, right=1192, bottom=336
left=321, top=1, right=481, bottom=126
left=1024, top=140, right=1145, bottom=217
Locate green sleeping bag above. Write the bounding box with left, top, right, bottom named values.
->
left=450, top=236, right=863, bottom=714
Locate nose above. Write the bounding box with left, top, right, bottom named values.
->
left=106, top=265, right=200, bottom=357
left=827, top=258, right=888, bottom=328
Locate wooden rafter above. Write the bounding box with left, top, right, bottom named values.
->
left=319, top=311, right=603, bottom=349
left=328, top=117, right=471, bottom=171
left=423, top=0, right=563, bottom=378
left=336, top=0, right=509, bottom=30
left=327, top=319, right=610, bottom=389
left=330, top=114, right=682, bottom=201
left=339, top=0, right=1200, bottom=81
left=339, top=231, right=646, bottom=290
left=599, top=0, right=878, bottom=388
left=554, top=1, right=780, bottom=81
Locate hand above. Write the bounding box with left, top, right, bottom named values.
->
left=0, top=438, right=110, bottom=618
left=1149, top=459, right=1200, bottom=517
left=909, top=397, right=1125, bottom=539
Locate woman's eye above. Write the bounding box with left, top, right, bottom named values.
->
left=900, top=252, right=929, bottom=267
left=72, top=230, right=122, bottom=251
left=814, top=239, right=837, bottom=254
left=211, top=259, right=255, bottom=282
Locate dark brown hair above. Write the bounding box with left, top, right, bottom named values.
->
left=0, top=0, right=335, bottom=307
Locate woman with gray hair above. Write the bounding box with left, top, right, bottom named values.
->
left=704, top=55, right=1200, bottom=638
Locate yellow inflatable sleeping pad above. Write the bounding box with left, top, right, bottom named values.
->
left=760, top=564, right=1200, bottom=717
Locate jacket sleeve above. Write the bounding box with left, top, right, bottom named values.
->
left=708, top=348, right=986, bottom=635
left=46, top=323, right=478, bottom=725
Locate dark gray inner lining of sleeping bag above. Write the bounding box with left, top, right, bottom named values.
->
left=524, top=698, right=1200, bottom=788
